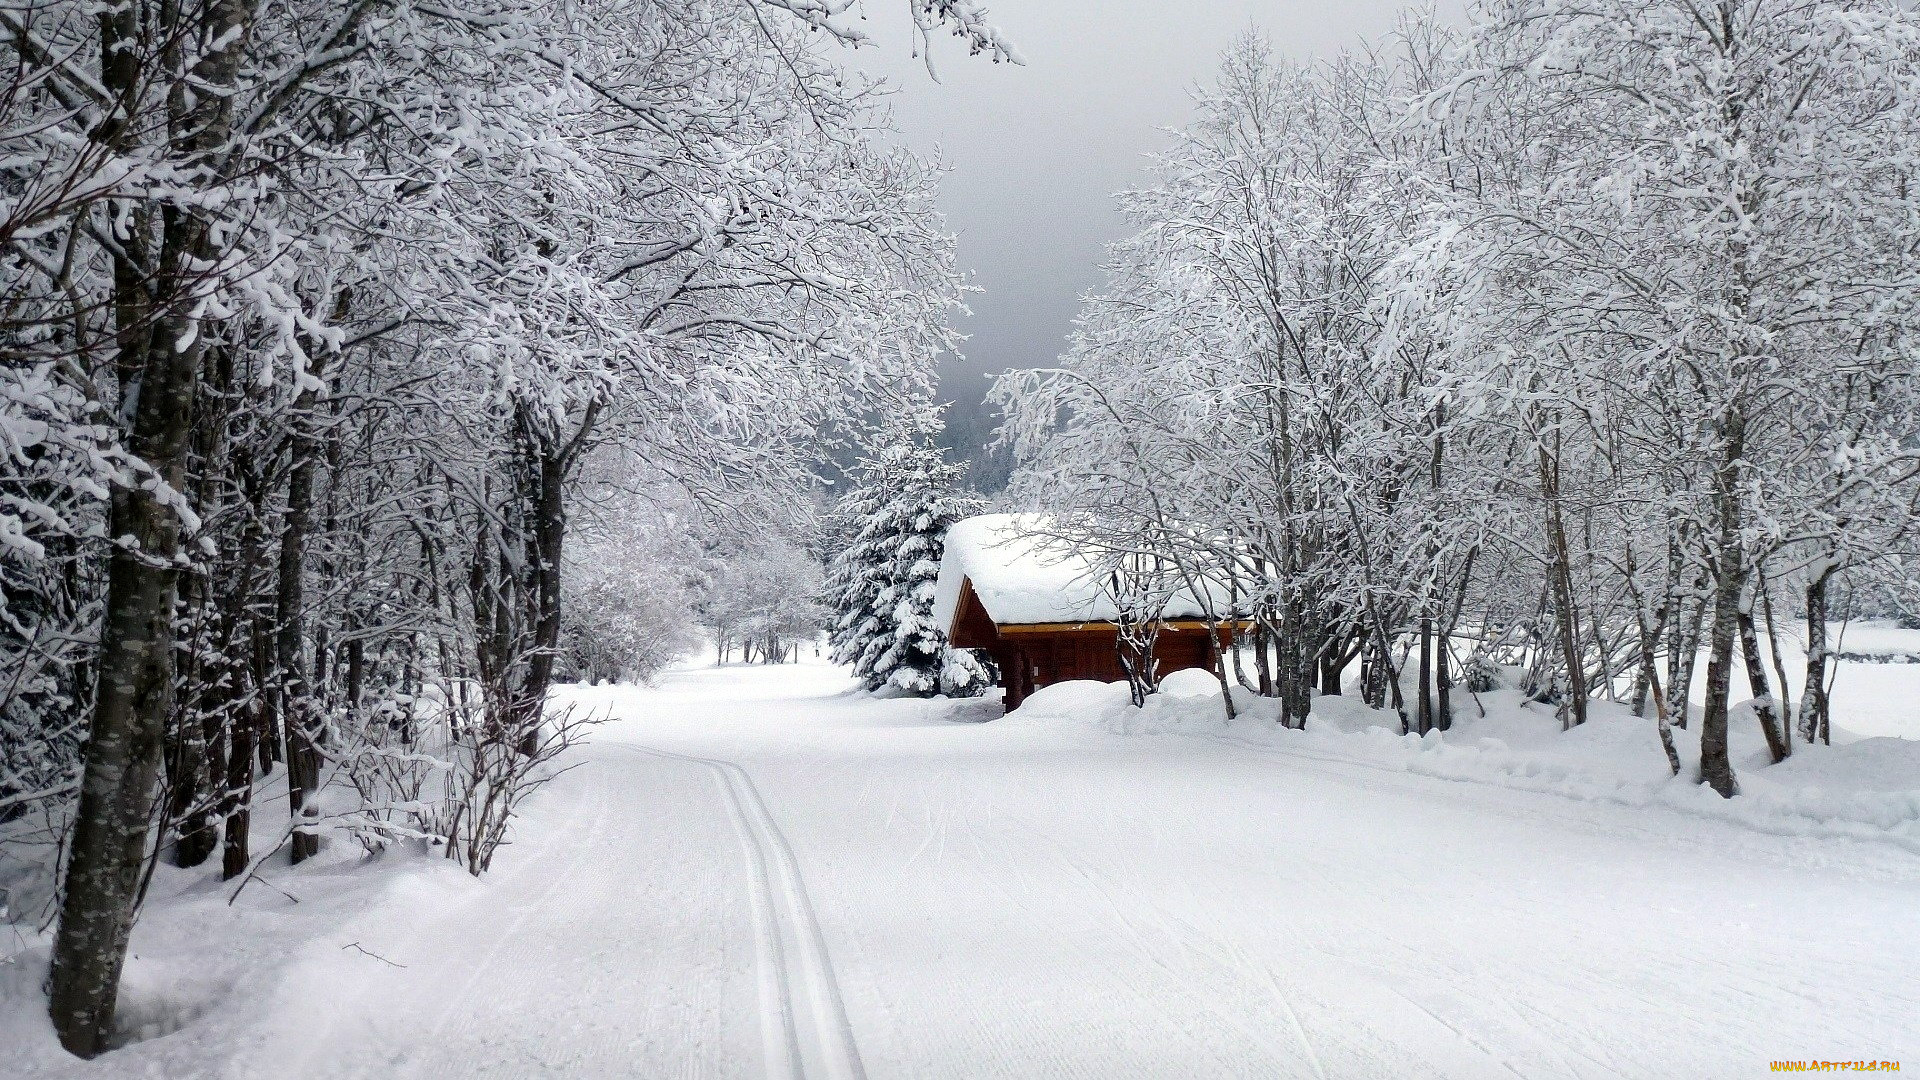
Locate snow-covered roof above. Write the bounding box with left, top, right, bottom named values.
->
left=932, top=514, right=1221, bottom=630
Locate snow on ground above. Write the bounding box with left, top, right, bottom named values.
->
left=1032, top=667, right=1920, bottom=855
left=1668, top=619, right=1920, bottom=742
left=5, top=656, right=1919, bottom=1079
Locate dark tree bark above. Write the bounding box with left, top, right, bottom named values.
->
left=47, top=472, right=185, bottom=1057
left=1416, top=614, right=1434, bottom=736
left=1435, top=550, right=1474, bottom=734
left=1277, top=594, right=1314, bottom=729
left=254, top=601, right=279, bottom=775
left=279, top=389, right=323, bottom=864
left=48, top=0, right=261, bottom=1052
left=513, top=444, right=567, bottom=754
left=1113, top=605, right=1161, bottom=709
left=1252, top=621, right=1274, bottom=697
left=219, top=517, right=267, bottom=882
left=345, top=634, right=366, bottom=713
left=1320, top=628, right=1355, bottom=696
left=162, top=593, right=217, bottom=869
left=496, top=401, right=600, bottom=753
left=221, top=676, right=259, bottom=881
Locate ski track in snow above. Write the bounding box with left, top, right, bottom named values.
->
left=618, top=743, right=866, bottom=1080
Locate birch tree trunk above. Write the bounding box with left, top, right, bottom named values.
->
left=1539, top=434, right=1588, bottom=728
left=1798, top=564, right=1835, bottom=746
left=1697, top=415, right=1747, bottom=798
left=1737, top=605, right=1789, bottom=764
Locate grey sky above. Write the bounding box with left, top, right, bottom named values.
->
left=851, top=1, right=1449, bottom=481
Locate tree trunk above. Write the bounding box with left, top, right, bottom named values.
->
left=1253, top=621, right=1274, bottom=697
left=1436, top=552, right=1474, bottom=734
left=46, top=478, right=187, bottom=1056
left=1649, top=664, right=1682, bottom=778
left=345, top=634, right=365, bottom=714
left=1759, top=575, right=1794, bottom=760
left=279, top=393, right=322, bottom=864
left=1417, top=614, right=1434, bottom=736
left=1631, top=596, right=1669, bottom=718
left=1206, top=621, right=1237, bottom=722
left=1280, top=595, right=1314, bottom=728
left=1798, top=565, right=1834, bottom=746
left=1737, top=605, right=1788, bottom=765
left=1114, top=613, right=1159, bottom=709
left=254, top=605, right=279, bottom=774
left=512, top=439, right=570, bottom=755
left=50, top=0, right=260, bottom=1045
left=1697, top=416, right=1747, bottom=799
left=1228, top=628, right=1253, bottom=692
left=1320, top=633, right=1348, bottom=696
left=163, top=648, right=216, bottom=868
left=1632, top=587, right=1683, bottom=776
left=1538, top=435, right=1588, bottom=728
left=221, top=683, right=258, bottom=882
left=1667, top=581, right=1706, bottom=731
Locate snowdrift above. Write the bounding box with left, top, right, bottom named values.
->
left=1001, top=673, right=1920, bottom=855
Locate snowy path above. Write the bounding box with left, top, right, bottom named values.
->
left=618, top=742, right=867, bottom=1080
left=28, top=660, right=1916, bottom=1079
left=517, top=663, right=1920, bottom=1078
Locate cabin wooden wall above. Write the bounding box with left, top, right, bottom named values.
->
left=992, top=628, right=1223, bottom=710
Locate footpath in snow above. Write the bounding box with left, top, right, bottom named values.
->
left=5, top=659, right=1919, bottom=1079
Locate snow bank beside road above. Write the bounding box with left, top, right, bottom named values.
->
left=0, top=824, right=475, bottom=1077
left=1005, top=676, right=1920, bottom=855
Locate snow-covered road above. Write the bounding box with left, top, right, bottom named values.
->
left=25, top=660, right=1914, bottom=1079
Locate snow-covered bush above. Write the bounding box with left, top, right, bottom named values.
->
left=1463, top=653, right=1500, bottom=695
left=315, top=683, right=601, bottom=874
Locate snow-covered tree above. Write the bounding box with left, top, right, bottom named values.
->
left=828, top=414, right=989, bottom=695
left=994, top=3, right=1920, bottom=794
left=561, top=523, right=702, bottom=686
left=1, top=0, right=1005, bottom=1056
left=700, top=537, right=830, bottom=665
left=1415, top=0, right=1920, bottom=793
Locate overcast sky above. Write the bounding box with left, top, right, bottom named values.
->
left=850, top=1, right=1454, bottom=476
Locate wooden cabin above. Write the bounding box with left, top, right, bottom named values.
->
left=933, top=516, right=1239, bottom=710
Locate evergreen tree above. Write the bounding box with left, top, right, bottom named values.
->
left=827, top=416, right=991, bottom=696
left=824, top=447, right=901, bottom=680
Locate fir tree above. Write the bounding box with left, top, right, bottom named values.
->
left=827, top=416, right=991, bottom=696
